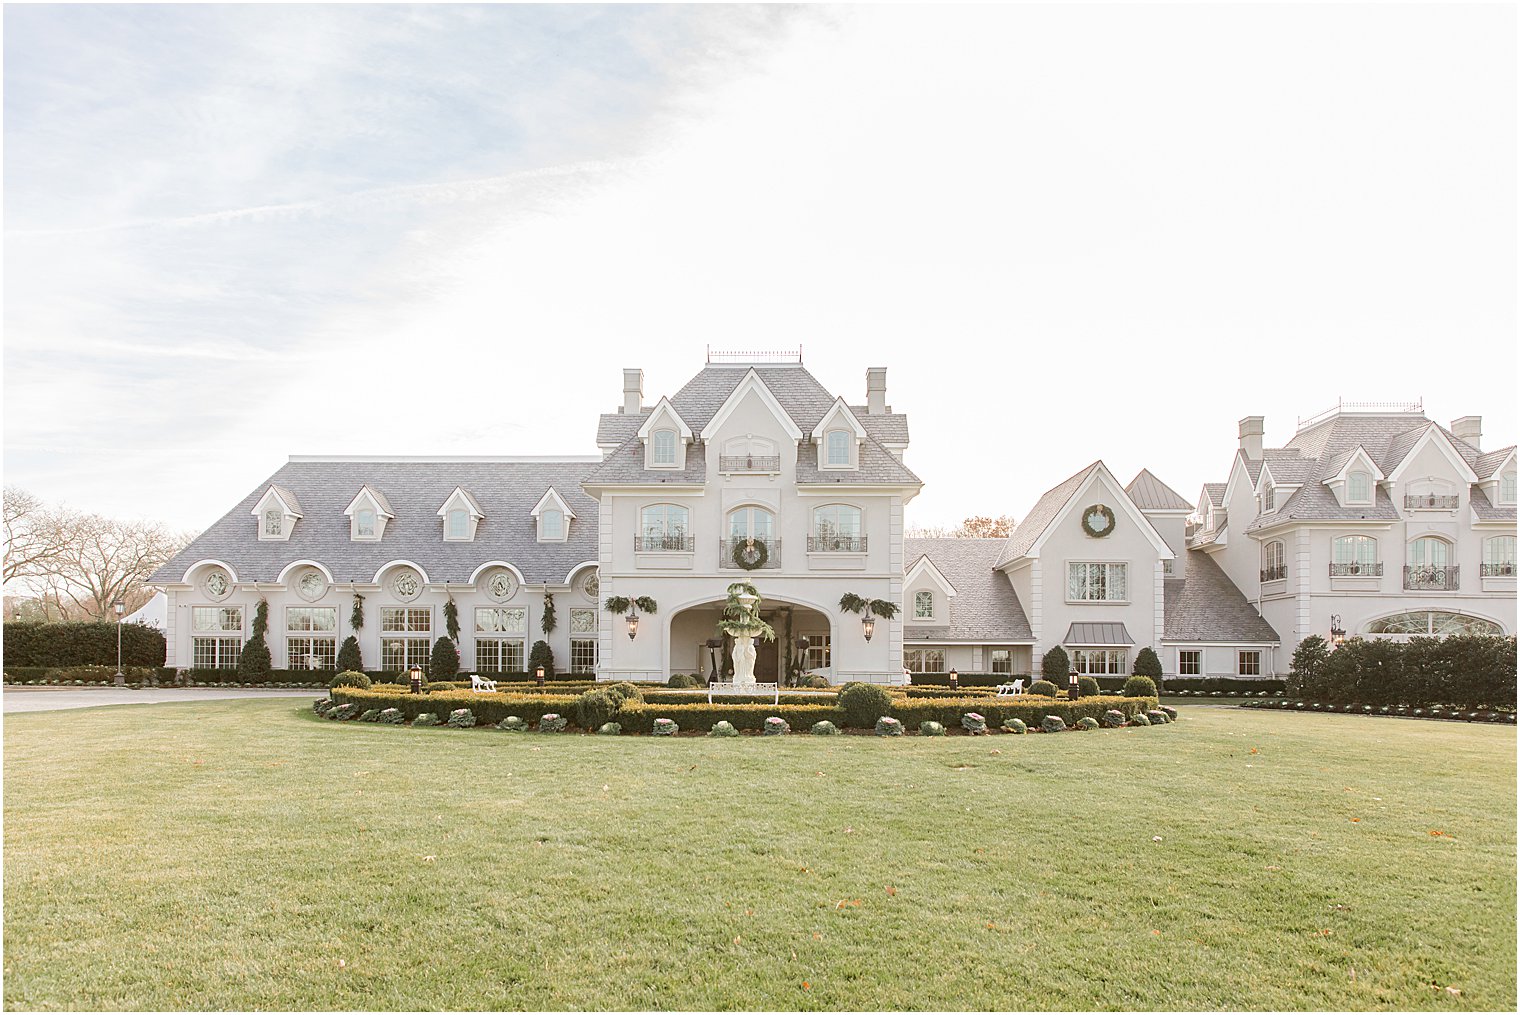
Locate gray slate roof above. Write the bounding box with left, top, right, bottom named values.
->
left=1125, top=469, right=1192, bottom=511
left=1202, top=483, right=1227, bottom=507
left=903, top=538, right=1033, bottom=642
left=1471, top=487, right=1518, bottom=522
left=581, top=433, right=708, bottom=486
left=795, top=438, right=921, bottom=486
left=1163, top=551, right=1281, bottom=643
left=150, top=459, right=601, bottom=586
left=1474, top=447, right=1515, bottom=479
left=995, top=462, right=1101, bottom=567
left=1064, top=622, right=1134, bottom=645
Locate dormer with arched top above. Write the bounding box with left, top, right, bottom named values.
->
left=1323, top=446, right=1385, bottom=508
left=252, top=485, right=301, bottom=541
left=343, top=485, right=394, bottom=542
left=437, top=486, right=485, bottom=541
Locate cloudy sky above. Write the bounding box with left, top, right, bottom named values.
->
left=5, top=3, right=1515, bottom=536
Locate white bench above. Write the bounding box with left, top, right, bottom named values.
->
left=469, top=674, right=498, bottom=693
left=708, top=681, right=780, bottom=704
left=995, top=679, right=1026, bottom=697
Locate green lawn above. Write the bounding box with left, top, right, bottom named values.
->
left=4, top=699, right=1515, bottom=1011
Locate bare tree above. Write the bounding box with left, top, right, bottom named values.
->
left=40, top=514, right=187, bottom=620
left=3, top=487, right=72, bottom=583
left=955, top=514, right=1018, bottom=538
left=903, top=523, right=954, bottom=538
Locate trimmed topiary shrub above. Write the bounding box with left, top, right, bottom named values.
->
left=961, top=712, right=988, bottom=734
left=1128, top=711, right=1151, bottom=727
left=839, top=681, right=894, bottom=729
left=1077, top=676, right=1100, bottom=698
left=429, top=637, right=460, bottom=682
left=330, top=670, right=370, bottom=690
left=238, top=600, right=273, bottom=679
left=919, top=720, right=946, bottom=736
left=576, top=688, right=620, bottom=730
left=1101, top=708, right=1127, bottom=728
left=1028, top=679, right=1059, bottom=698
left=709, top=721, right=740, bottom=737
left=597, top=722, right=622, bottom=735
left=810, top=720, right=841, bottom=736
left=496, top=715, right=528, bottom=732
left=1040, top=714, right=1066, bottom=733
left=605, top=681, right=644, bottom=706
left=413, top=712, right=440, bottom=727
left=1001, top=717, right=1027, bottom=734
left=378, top=708, right=404, bottom=724
left=875, top=716, right=904, bottom=736
left=1042, top=645, right=1070, bottom=683
left=337, top=636, right=363, bottom=673
left=528, top=640, right=555, bottom=680
left=358, top=709, right=381, bottom=722
left=667, top=673, right=698, bottom=689
left=1123, top=675, right=1158, bottom=698
left=651, top=717, right=679, bottom=736
left=763, top=716, right=790, bottom=736
left=446, top=708, right=476, bottom=729
left=539, top=713, right=568, bottom=733
left=1133, top=646, right=1163, bottom=680
left=1075, top=716, right=1099, bottom=730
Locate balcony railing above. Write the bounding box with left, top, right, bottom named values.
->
left=1404, top=493, right=1460, bottom=510
left=1404, top=565, right=1459, bottom=590
left=1260, top=565, right=1287, bottom=582
left=719, top=455, right=781, bottom=473
left=634, top=535, right=695, bottom=552
left=1329, top=562, right=1383, bottom=577
left=719, top=538, right=782, bottom=569
left=808, top=535, right=867, bottom=553
left=1480, top=563, right=1515, bottom=578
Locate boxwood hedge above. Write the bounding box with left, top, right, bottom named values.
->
left=4, top=621, right=166, bottom=667
left=329, top=687, right=580, bottom=726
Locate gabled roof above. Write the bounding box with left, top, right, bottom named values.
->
left=697, top=369, right=804, bottom=441
left=1163, top=550, right=1281, bottom=643
left=1126, top=469, right=1192, bottom=511
left=437, top=486, right=485, bottom=518
left=902, top=538, right=1033, bottom=642
left=905, top=554, right=958, bottom=597
left=580, top=432, right=707, bottom=487
left=253, top=484, right=302, bottom=517
left=995, top=461, right=1172, bottom=567
left=1470, top=486, right=1517, bottom=522
left=794, top=436, right=922, bottom=486
left=1474, top=446, right=1516, bottom=480
left=1202, top=483, right=1227, bottom=507
left=1322, top=445, right=1385, bottom=484
left=530, top=487, right=576, bottom=519
left=636, top=396, right=693, bottom=440
left=151, top=459, right=601, bottom=586
left=1382, top=424, right=1479, bottom=484
left=811, top=397, right=867, bottom=440
left=343, top=485, right=394, bottom=519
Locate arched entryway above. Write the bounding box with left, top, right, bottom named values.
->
left=665, top=594, right=836, bottom=685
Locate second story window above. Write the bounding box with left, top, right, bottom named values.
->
left=540, top=508, right=563, bottom=541
left=1502, top=471, right=1517, bottom=504
left=1261, top=540, right=1286, bottom=581
left=651, top=429, right=677, bottom=467
left=812, top=504, right=864, bottom=552
left=1067, top=562, right=1127, bottom=602
left=914, top=590, right=935, bottom=619
left=1347, top=471, right=1372, bottom=503
left=1408, top=536, right=1451, bottom=568
left=1483, top=536, right=1516, bottom=576
left=639, top=504, right=690, bottom=551
left=1331, top=535, right=1379, bottom=575
left=728, top=506, right=774, bottom=541
left=826, top=429, right=852, bottom=467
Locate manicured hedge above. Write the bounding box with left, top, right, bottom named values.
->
left=184, top=667, right=358, bottom=687
left=897, top=686, right=999, bottom=699
left=1164, top=676, right=1286, bottom=694
left=617, top=703, right=844, bottom=735
left=3, top=621, right=166, bottom=667
left=1287, top=635, right=1516, bottom=710
left=638, top=690, right=835, bottom=706
left=329, top=687, right=580, bottom=726
left=908, top=672, right=1024, bottom=688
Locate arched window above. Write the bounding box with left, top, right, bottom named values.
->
left=813, top=504, right=864, bottom=552
left=355, top=508, right=376, bottom=538
left=263, top=509, right=283, bottom=536
left=914, top=590, right=935, bottom=619
left=1408, top=536, right=1450, bottom=567
left=1261, top=481, right=1275, bottom=512
left=1332, top=535, right=1378, bottom=575
left=826, top=429, right=852, bottom=467
left=540, top=508, right=563, bottom=540
left=639, top=504, right=689, bottom=551
left=1261, top=540, right=1286, bottom=581
left=728, top=506, right=774, bottom=540
left=447, top=508, right=468, bottom=539
left=1347, top=472, right=1372, bottom=503
left=651, top=429, right=677, bottom=467
left=1483, top=536, right=1516, bottom=576
left=1502, top=471, right=1517, bottom=504
left=1367, top=611, right=1503, bottom=637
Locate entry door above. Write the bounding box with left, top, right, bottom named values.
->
left=755, top=614, right=778, bottom=678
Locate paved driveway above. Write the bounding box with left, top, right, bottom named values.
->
left=3, top=687, right=316, bottom=714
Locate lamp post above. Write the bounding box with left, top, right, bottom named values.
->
left=626, top=604, right=639, bottom=640
left=948, top=667, right=959, bottom=692
left=535, top=664, right=545, bottom=688
left=112, top=600, right=126, bottom=686
left=408, top=664, right=423, bottom=694
left=861, top=614, right=876, bottom=642
left=1329, top=615, right=1346, bottom=648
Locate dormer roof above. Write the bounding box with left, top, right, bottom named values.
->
left=253, top=484, right=303, bottom=518
left=1323, top=445, right=1386, bottom=485
left=636, top=397, right=693, bottom=440
left=343, top=485, right=394, bottom=518
left=1474, top=446, right=1516, bottom=480
left=811, top=397, right=868, bottom=441
left=530, top=487, right=576, bottom=520
left=1125, top=469, right=1192, bottom=511
left=995, top=461, right=1173, bottom=567
left=905, top=553, right=958, bottom=597
left=436, top=486, right=485, bottom=518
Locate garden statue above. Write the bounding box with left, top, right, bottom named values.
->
left=717, top=581, right=775, bottom=688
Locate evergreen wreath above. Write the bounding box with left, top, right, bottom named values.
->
left=541, top=591, right=557, bottom=634
left=1080, top=504, right=1116, bottom=538
left=732, top=538, right=769, bottom=570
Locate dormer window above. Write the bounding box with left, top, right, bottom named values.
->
left=344, top=485, right=393, bottom=542
left=263, top=509, right=283, bottom=536
left=448, top=508, right=468, bottom=539
left=436, top=486, right=484, bottom=542
left=811, top=397, right=865, bottom=470
left=1502, top=471, right=1517, bottom=504
left=827, top=430, right=852, bottom=467
left=1348, top=472, right=1372, bottom=503
left=651, top=429, right=677, bottom=467
left=542, top=508, right=563, bottom=540
left=252, top=485, right=301, bottom=542
left=914, top=590, right=935, bottom=619
left=531, top=487, right=575, bottom=543
left=356, top=509, right=376, bottom=538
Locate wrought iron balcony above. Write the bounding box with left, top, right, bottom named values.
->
left=1404, top=565, right=1459, bottom=590
left=720, top=537, right=782, bottom=569
left=1329, top=562, right=1383, bottom=577
left=719, top=455, right=781, bottom=473
left=1404, top=493, right=1460, bottom=510
left=808, top=535, right=867, bottom=553
left=1260, top=565, right=1287, bottom=582
left=1480, top=563, right=1515, bottom=578
left=634, top=534, right=694, bottom=552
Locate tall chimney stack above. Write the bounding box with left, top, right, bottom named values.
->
left=1451, top=416, right=1482, bottom=451
left=1238, top=416, right=1265, bottom=459
left=866, top=367, right=888, bottom=415
left=622, top=368, right=644, bottom=415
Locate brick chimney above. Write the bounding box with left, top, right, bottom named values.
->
left=1238, top=416, right=1265, bottom=459
left=866, top=367, right=887, bottom=414
left=622, top=368, right=643, bottom=415
left=1451, top=416, right=1482, bottom=451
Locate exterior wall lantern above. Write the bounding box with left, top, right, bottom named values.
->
left=408, top=664, right=423, bottom=694
left=626, top=604, right=639, bottom=640
left=1329, top=615, right=1346, bottom=647
left=861, top=614, right=876, bottom=642
left=112, top=600, right=126, bottom=686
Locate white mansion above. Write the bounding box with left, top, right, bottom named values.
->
left=150, top=357, right=1516, bottom=682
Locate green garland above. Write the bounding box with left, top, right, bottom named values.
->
left=542, top=591, right=557, bottom=634
left=732, top=539, right=769, bottom=570
left=350, top=593, right=365, bottom=631
left=604, top=596, right=631, bottom=615
left=444, top=597, right=460, bottom=642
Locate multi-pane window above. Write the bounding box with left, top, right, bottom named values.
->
left=1483, top=536, right=1516, bottom=576
left=804, top=634, right=831, bottom=670
left=640, top=504, right=689, bottom=550
left=191, top=606, right=243, bottom=669
left=1347, top=472, right=1372, bottom=503
left=728, top=506, right=774, bottom=540
left=1333, top=535, right=1378, bottom=566
left=1261, top=540, right=1286, bottom=580
left=475, top=607, right=526, bottom=673
left=1178, top=649, right=1201, bottom=675
left=263, top=509, right=283, bottom=536
left=989, top=648, right=1011, bottom=674
left=1501, top=471, right=1517, bottom=504
left=1071, top=648, right=1126, bottom=675
left=381, top=606, right=432, bottom=672
left=355, top=508, right=376, bottom=538
left=286, top=607, right=337, bottom=670
left=903, top=648, right=945, bottom=673
left=447, top=508, right=468, bottom=539
left=652, top=429, right=677, bottom=466
left=826, top=429, right=852, bottom=466
left=1408, top=536, right=1451, bottom=567
left=813, top=504, right=863, bottom=548
left=1067, top=562, right=1127, bottom=601
left=913, top=590, right=935, bottom=619
left=1238, top=651, right=1262, bottom=676
left=540, top=508, right=563, bottom=540
left=570, top=638, right=598, bottom=674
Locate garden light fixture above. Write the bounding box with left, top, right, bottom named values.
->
left=408, top=664, right=423, bottom=694
left=861, top=614, right=875, bottom=642
left=948, top=668, right=959, bottom=691
left=626, top=604, right=639, bottom=640
left=535, top=664, right=545, bottom=687
left=113, top=599, right=126, bottom=686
